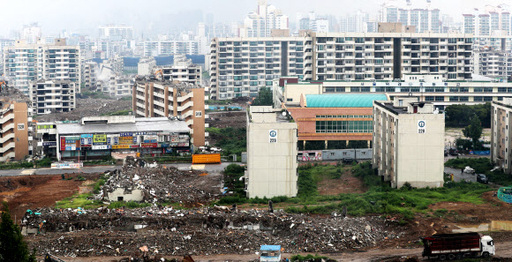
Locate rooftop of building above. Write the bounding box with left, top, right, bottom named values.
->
left=374, top=97, right=437, bottom=115
left=305, top=94, right=389, bottom=108
left=56, top=117, right=190, bottom=135
left=135, top=76, right=203, bottom=90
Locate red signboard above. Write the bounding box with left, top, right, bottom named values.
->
left=141, top=143, right=157, bottom=148
left=60, top=137, right=66, bottom=151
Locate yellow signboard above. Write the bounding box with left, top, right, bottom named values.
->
left=93, top=134, right=107, bottom=143
left=112, top=145, right=130, bottom=149
left=119, top=136, right=133, bottom=145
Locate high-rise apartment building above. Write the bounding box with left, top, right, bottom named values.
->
left=3, top=39, right=80, bottom=95
left=143, top=40, right=200, bottom=56
left=473, top=46, right=512, bottom=81
left=98, top=25, right=133, bottom=41
left=209, top=33, right=473, bottom=100
left=463, top=5, right=511, bottom=36
left=379, top=1, right=441, bottom=33
left=241, top=0, right=289, bottom=37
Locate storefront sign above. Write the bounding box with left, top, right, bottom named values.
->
left=112, top=145, right=130, bottom=149
left=141, top=143, right=157, bottom=148
left=93, top=134, right=107, bottom=143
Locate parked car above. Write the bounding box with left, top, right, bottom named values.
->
left=477, top=174, right=489, bottom=184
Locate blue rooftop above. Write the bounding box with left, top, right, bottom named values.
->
left=306, top=94, right=388, bottom=108
left=260, top=245, right=281, bottom=251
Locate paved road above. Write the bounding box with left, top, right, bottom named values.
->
left=0, top=162, right=234, bottom=177
left=445, top=166, right=477, bottom=183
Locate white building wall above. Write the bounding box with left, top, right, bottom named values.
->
left=247, top=106, right=298, bottom=198
left=395, top=113, right=445, bottom=188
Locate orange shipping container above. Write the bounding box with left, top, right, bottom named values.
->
left=192, top=154, right=221, bottom=164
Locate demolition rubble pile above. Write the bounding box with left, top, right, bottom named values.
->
left=100, top=164, right=220, bottom=205
left=24, top=207, right=406, bottom=257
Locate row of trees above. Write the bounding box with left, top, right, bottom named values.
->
left=445, top=103, right=491, bottom=128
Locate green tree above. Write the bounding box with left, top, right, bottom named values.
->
left=0, top=203, right=35, bottom=262
left=251, top=87, right=273, bottom=106
left=463, top=116, right=483, bottom=149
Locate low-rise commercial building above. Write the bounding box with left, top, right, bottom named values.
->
left=277, top=75, right=512, bottom=110
left=246, top=106, right=298, bottom=198
left=285, top=93, right=388, bottom=150
left=52, top=116, right=189, bottom=161
left=133, top=79, right=205, bottom=147
left=372, top=97, right=444, bottom=188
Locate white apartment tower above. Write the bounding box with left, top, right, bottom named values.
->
left=373, top=97, right=444, bottom=188
left=246, top=106, right=298, bottom=198
left=463, top=5, right=511, bottom=36
left=3, top=39, right=80, bottom=95
left=379, top=0, right=441, bottom=33
left=242, top=0, right=289, bottom=37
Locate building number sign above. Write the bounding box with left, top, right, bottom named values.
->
left=418, top=120, right=426, bottom=134
left=269, top=130, right=277, bottom=143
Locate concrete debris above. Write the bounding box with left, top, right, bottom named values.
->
left=24, top=207, right=405, bottom=257
left=100, top=165, right=220, bottom=205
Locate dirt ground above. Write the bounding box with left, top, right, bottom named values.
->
left=0, top=174, right=100, bottom=223
left=206, top=111, right=247, bottom=129
left=317, top=168, right=366, bottom=195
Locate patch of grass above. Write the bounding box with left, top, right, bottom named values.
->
left=55, top=193, right=102, bottom=209
left=291, top=254, right=334, bottom=262
left=108, top=201, right=151, bottom=209
left=142, top=155, right=192, bottom=164
left=206, top=127, right=246, bottom=156
left=285, top=162, right=492, bottom=220
left=101, top=109, right=132, bottom=116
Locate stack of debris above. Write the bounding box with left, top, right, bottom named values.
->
left=99, top=165, right=220, bottom=205
left=24, top=207, right=406, bottom=257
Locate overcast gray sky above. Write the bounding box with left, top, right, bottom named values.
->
left=1, top=0, right=509, bottom=37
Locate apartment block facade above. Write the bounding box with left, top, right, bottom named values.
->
left=3, top=39, right=80, bottom=95
left=491, top=99, right=512, bottom=174
left=210, top=33, right=473, bottom=100
left=30, top=80, right=76, bottom=115
left=373, top=97, right=444, bottom=188
left=0, top=98, right=30, bottom=161
left=133, top=79, right=205, bottom=147
left=81, top=62, right=97, bottom=90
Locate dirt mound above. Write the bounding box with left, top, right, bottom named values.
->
left=0, top=174, right=99, bottom=223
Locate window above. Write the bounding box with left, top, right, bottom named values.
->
left=316, top=120, right=373, bottom=133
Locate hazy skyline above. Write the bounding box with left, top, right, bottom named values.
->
left=2, top=0, right=510, bottom=37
